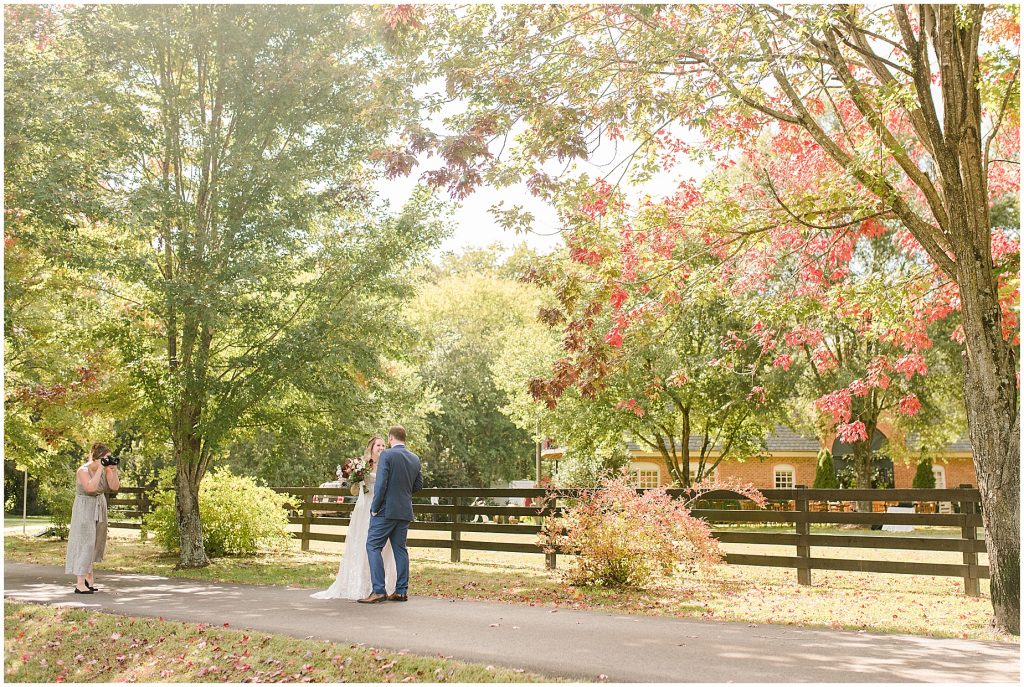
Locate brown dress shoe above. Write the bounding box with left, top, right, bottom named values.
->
left=357, top=592, right=388, bottom=604
left=387, top=593, right=408, bottom=602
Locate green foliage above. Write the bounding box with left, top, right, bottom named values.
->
left=4, top=463, right=38, bottom=516
left=836, top=457, right=896, bottom=489
left=4, top=7, right=141, bottom=474
left=146, top=469, right=293, bottom=557
left=912, top=457, right=937, bottom=489
left=408, top=246, right=547, bottom=486
left=41, top=487, right=74, bottom=540
left=491, top=291, right=566, bottom=440
left=551, top=445, right=630, bottom=489
left=5, top=5, right=448, bottom=562
left=225, top=432, right=352, bottom=489
left=39, top=479, right=75, bottom=541
left=2, top=231, right=124, bottom=477
left=223, top=359, right=439, bottom=489
left=812, top=450, right=839, bottom=489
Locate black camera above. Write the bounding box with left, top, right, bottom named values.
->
left=100, top=455, right=121, bottom=467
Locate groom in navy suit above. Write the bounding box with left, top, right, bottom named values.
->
left=359, top=425, right=423, bottom=603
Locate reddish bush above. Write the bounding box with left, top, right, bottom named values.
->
left=539, top=472, right=764, bottom=588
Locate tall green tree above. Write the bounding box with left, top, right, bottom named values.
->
left=224, top=359, right=439, bottom=487
left=5, top=5, right=446, bottom=567
left=5, top=5, right=137, bottom=489
left=912, top=457, right=937, bottom=489
left=407, top=246, right=544, bottom=486
left=812, top=450, right=840, bottom=490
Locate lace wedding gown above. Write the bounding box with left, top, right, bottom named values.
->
left=311, top=465, right=396, bottom=599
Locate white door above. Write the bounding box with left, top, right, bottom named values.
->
left=933, top=465, right=951, bottom=513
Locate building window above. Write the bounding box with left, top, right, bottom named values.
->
left=774, top=465, right=795, bottom=489
left=630, top=462, right=661, bottom=488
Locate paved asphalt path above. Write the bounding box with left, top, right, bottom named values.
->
left=4, top=562, right=1019, bottom=683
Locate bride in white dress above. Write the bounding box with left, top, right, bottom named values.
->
left=311, top=436, right=397, bottom=599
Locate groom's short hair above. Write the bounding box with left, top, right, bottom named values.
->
left=388, top=425, right=407, bottom=443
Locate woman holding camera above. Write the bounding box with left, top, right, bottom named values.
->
left=65, top=442, right=120, bottom=594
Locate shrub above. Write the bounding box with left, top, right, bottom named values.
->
left=812, top=449, right=839, bottom=489
left=539, top=472, right=763, bottom=589
left=145, top=468, right=294, bottom=557
left=912, top=457, right=936, bottom=489
left=552, top=445, right=630, bottom=488
left=38, top=472, right=75, bottom=540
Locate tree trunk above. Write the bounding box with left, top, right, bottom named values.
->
left=958, top=255, right=1020, bottom=635
left=172, top=395, right=210, bottom=569
left=851, top=439, right=874, bottom=513
left=944, top=44, right=1019, bottom=630
left=669, top=408, right=691, bottom=488
left=173, top=464, right=208, bottom=569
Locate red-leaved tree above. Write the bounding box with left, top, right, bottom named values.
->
left=416, top=4, right=1020, bottom=632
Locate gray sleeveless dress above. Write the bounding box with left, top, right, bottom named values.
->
left=65, top=466, right=111, bottom=575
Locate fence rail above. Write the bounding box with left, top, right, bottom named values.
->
left=107, top=486, right=153, bottom=533
left=109, top=484, right=988, bottom=596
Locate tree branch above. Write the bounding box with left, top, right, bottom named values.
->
left=984, top=64, right=1020, bottom=176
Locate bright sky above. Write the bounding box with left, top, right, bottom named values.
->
left=377, top=156, right=711, bottom=260
left=377, top=173, right=565, bottom=257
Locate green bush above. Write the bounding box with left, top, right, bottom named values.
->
left=38, top=473, right=75, bottom=540
left=145, top=468, right=293, bottom=557
left=812, top=449, right=839, bottom=489
left=912, top=457, right=936, bottom=489
left=552, top=445, right=630, bottom=488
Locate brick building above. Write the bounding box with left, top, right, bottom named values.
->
left=541, top=425, right=977, bottom=489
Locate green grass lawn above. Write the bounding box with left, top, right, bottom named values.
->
left=5, top=532, right=1014, bottom=643
left=3, top=515, right=52, bottom=530
left=4, top=601, right=556, bottom=683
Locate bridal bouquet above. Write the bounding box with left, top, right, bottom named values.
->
left=342, top=456, right=371, bottom=494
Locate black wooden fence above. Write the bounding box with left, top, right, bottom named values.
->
left=107, top=484, right=988, bottom=596
left=107, top=486, right=153, bottom=535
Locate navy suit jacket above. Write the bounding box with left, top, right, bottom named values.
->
left=370, top=444, right=423, bottom=521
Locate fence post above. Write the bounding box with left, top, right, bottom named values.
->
left=301, top=493, right=312, bottom=552
left=543, top=494, right=557, bottom=570
left=138, top=486, right=149, bottom=541
left=451, top=497, right=462, bottom=563
left=795, top=485, right=811, bottom=586
left=959, top=484, right=980, bottom=598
